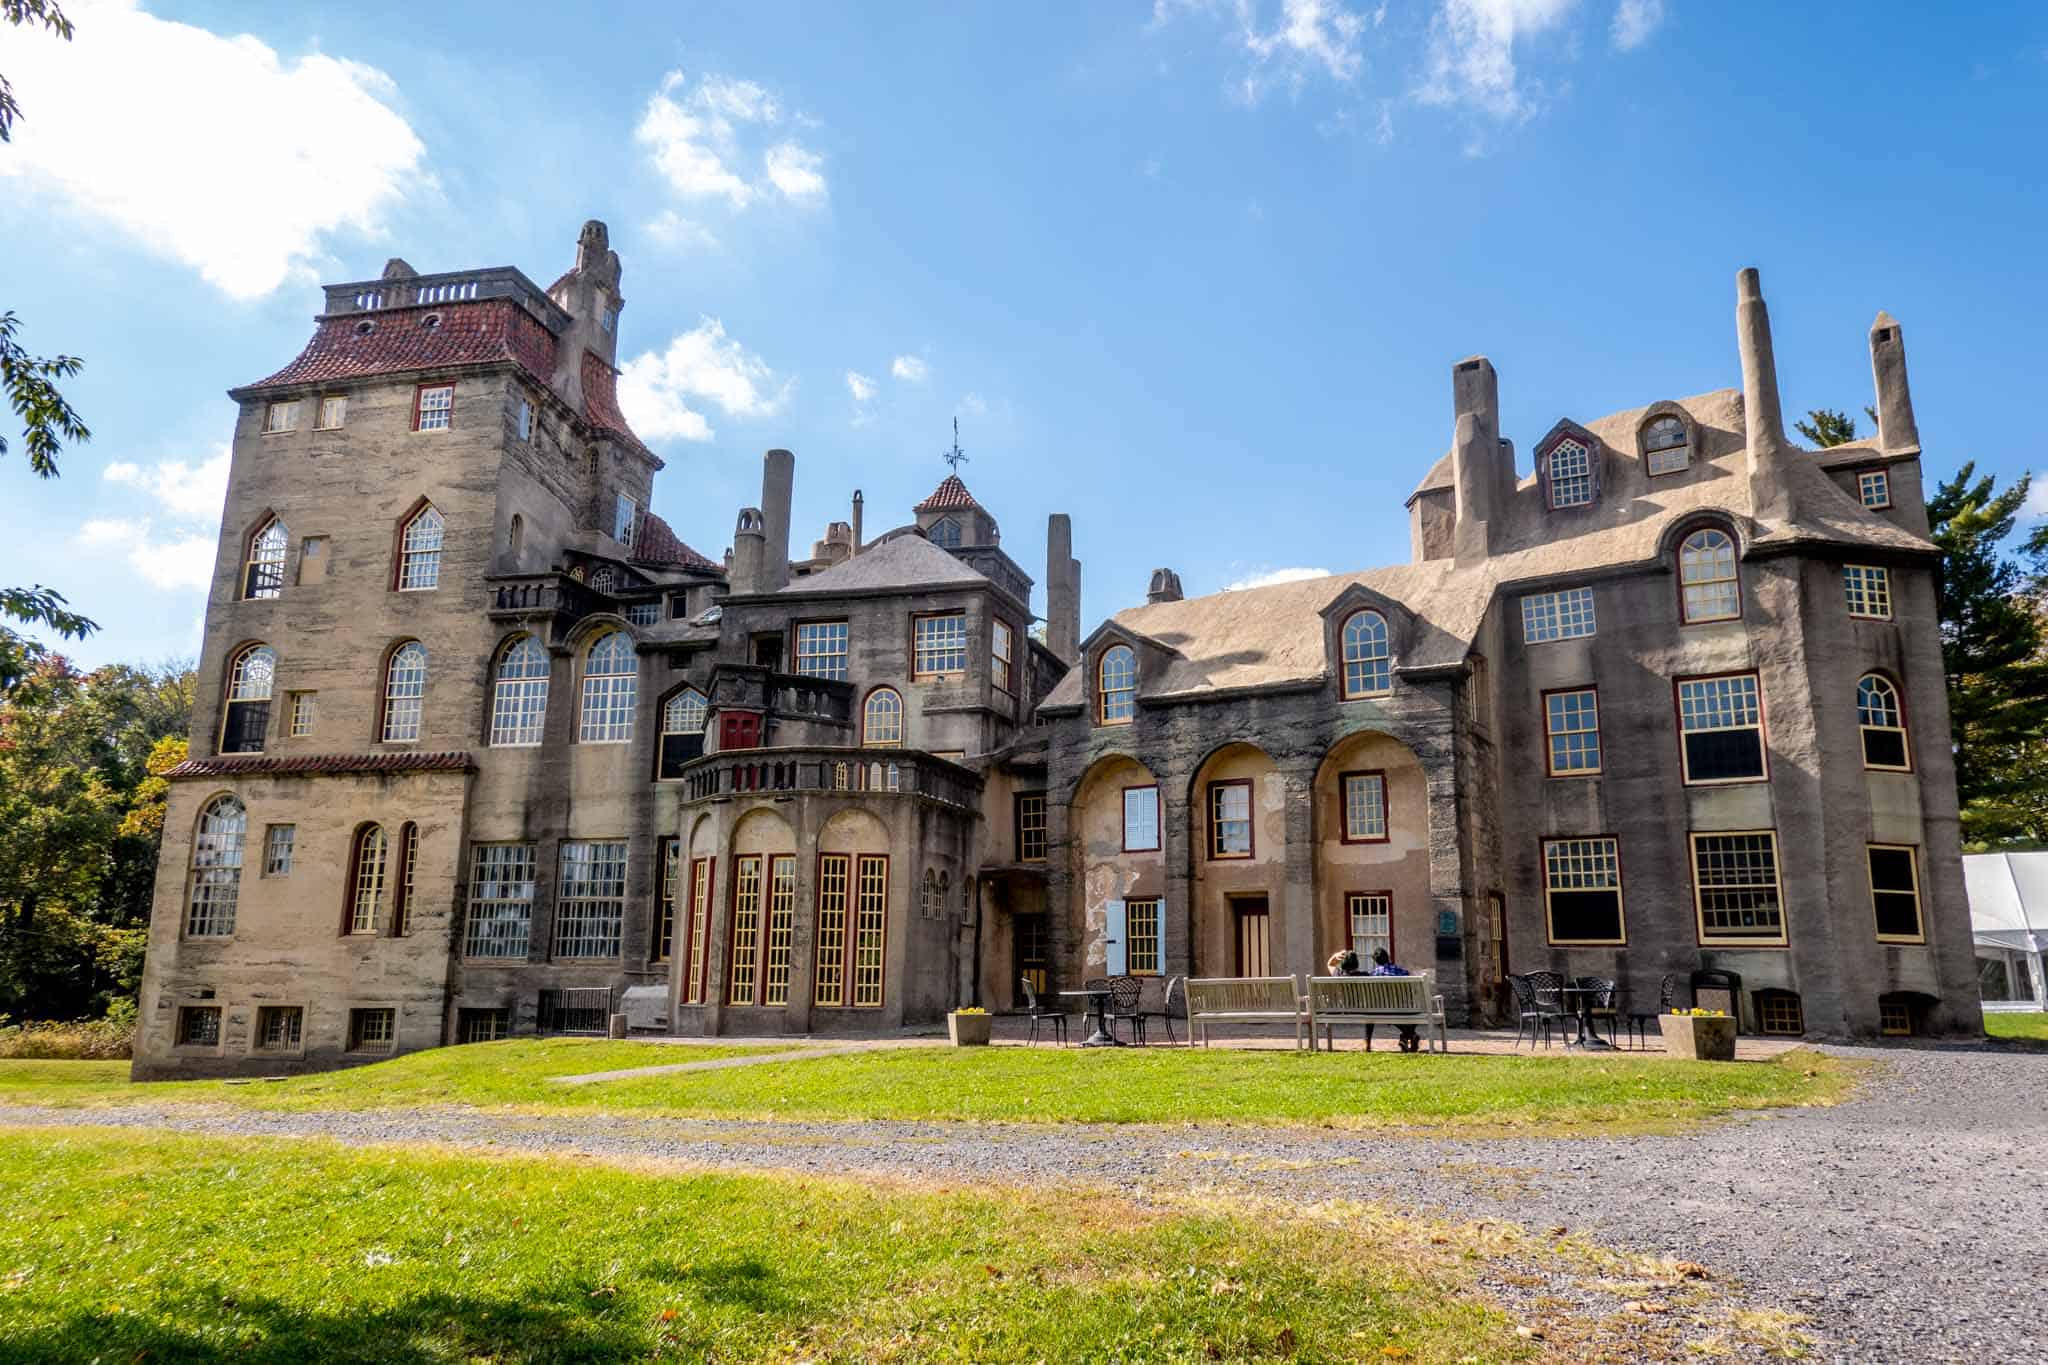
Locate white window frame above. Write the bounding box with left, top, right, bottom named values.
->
left=613, top=493, right=638, bottom=549
left=186, top=795, right=246, bottom=936
left=262, top=824, right=295, bottom=878
left=380, top=642, right=428, bottom=744
left=555, top=840, right=627, bottom=959
left=1340, top=611, right=1391, bottom=698
left=991, top=618, right=1014, bottom=693
left=1122, top=784, right=1161, bottom=852
left=288, top=690, right=316, bottom=738
left=315, top=395, right=346, bottom=430
left=414, top=383, right=453, bottom=432
left=1547, top=438, right=1593, bottom=508
left=577, top=632, right=638, bottom=743
left=862, top=687, right=903, bottom=747
left=243, top=519, right=289, bottom=601
left=913, top=613, right=969, bottom=678
left=1340, top=771, right=1387, bottom=842
left=1346, top=891, right=1392, bottom=961
left=466, top=842, right=536, bottom=959
left=1643, top=416, right=1689, bottom=475
left=490, top=636, right=550, bottom=747
left=1678, top=528, right=1740, bottom=623
left=398, top=506, right=445, bottom=592
left=1520, top=588, right=1596, bottom=643
left=795, top=621, right=850, bottom=681
left=262, top=400, right=300, bottom=434
left=516, top=397, right=533, bottom=441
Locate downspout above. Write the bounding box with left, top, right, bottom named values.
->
left=970, top=873, right=985, bottom=1007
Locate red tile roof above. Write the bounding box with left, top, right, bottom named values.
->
left=632, top=510, right=722, bottom=573
left=916, top=473, right=981, bottom=512
left=167, top=751, right=475, bottom=780
left=581, top=350, right=658, bottom=463
left=238, top=301, right=557, bottom=393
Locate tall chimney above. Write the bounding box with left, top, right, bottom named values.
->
left=1737, top=267, right=1796, bottom=522
left=731, top=508, right=766, bottom=594
left=1450, top=357, right=1501, bottom=564
left=850, top=489, right=864, bottom=557
left=1047, top=514, right=1079, bottom=666
left=1146, top=568, right=1183, bottom=604
left=1869, top=312, right=1920, bottom=454
left=759, top=449, right=794, bottom=591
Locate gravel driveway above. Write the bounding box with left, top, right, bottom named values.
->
left=6, top=1043, right=2042, bottom=1362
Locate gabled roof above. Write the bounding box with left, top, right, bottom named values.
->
left=236, top=301, right=557, bottom=394
left=632, top=510, right=721, bottom=573
left=776, top=531, right=988, bottom=596
left=916, top=474, right=982, bottom=512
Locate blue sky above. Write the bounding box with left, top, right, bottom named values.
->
left=3, top=0, right=2045, bottom=668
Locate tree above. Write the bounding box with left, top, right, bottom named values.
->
left=1795, top=407, right=1859, bottom=448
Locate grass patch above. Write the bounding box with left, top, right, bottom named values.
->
left=0, top=1125, right=1537, bottom=1363
left=1984, top=1011, right=2048, bottom=1041
left=0, top=1041, right=1858, bottom=1133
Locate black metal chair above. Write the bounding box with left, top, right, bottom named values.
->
left=1142, top=975, right=1188, bottom=1046
left=1623, top=973, right=1679, bottom=1050
left=1107, top=976, right=1145, bottom=1043
left=1020, top=977, right=1067, bottom=1046
left=1509, top=972, right=1568, bottom=1049
left=1574, top=976, right=1620, bottom=1047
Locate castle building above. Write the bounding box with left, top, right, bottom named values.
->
left=132, top=224, right=1981, bottom=1077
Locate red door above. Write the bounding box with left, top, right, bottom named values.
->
left=720, top=712, right=762, bottom=751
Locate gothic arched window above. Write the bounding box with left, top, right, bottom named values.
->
left=221, top=644, right=276, bottom=753
left=243, top=518, right=288, bottom=599
left=186, top=795, right=246, bottom=937
left=1858, top=673, right=1911, bottom=771
left=397, top=504, right=445, bottom=591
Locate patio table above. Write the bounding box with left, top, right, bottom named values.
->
left=1057, top=989, right=1122, bottom=1047
left=1561, top=984, right=1614, bottom=1051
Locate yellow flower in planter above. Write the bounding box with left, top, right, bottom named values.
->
left=1669, top=1007, right=1728, bottom=1017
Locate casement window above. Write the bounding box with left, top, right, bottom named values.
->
left=651, top=837, right=680, bottom=962
left=913, top=613, right=968, bottom=677
left=345, top=824, right=389, bottom=935
left=1546, top=437, right=1594, bottom=508
left=577, top=632, right=637, bottom=742
left=1346, top=892, right=1392, bottom=961
left=728, top=855, right=765, bottom=1003
left=1643, top=415, right=1689, bottom=475
left=1691, top=830, right=1786, bottom=945
left=413, top=383, right=453, bottom=432
left=177, top=1007, right=222, bottom=1047
left=1126, top=898, right=1162, bottom=975
left=929, top=517, right=961, bottom=548
left=515, top=397, right=533, bottom=441
left=397, top=504, right=445, bottom=590
left=992, top=618, right=1015, bottom=693
left=681, top=857, right=714, bottom=1005
left=1123, top=785, right=1161, bottom=852
left=254, top=1006, right=303, bottom=1051
left=1678, top=528, right=1740, bottom=622
left=862, top=687, right=904, bottom=747
left=186, top=795, right=246, bottom=936
left=1858, top=469, right=1891, bottom=509
left=1869, top=844, right=1925, bottom=943
left=243, top=518, right=289, bottom=600
left=380, top=641, right=428, bottom=743
left=1544, top=688, right=1602, bottom=775
left=1542, top=837, right=1626, bottom=945
left=1016, top=791, right=1048, bottom=862
left=347, top=1008, right=396, bottom=1053
left=220, top=644, right=276, bottom=754
left=555, top=840, right=627, bottom=959
left=489, top=636, right=550, bottom=747
left=1520, top=588, right=1596, bottom=643
left=262, top=824, right=295, bottom=877
left=1340, top=771, right=1387, bottom=842
left=1097, top=644, right=1137, bottom=723
left=316, top=395, right=346, bottom=430
left=794, top=621, right=849, bottom=680
left=1676, top=673, right=1766, bottom=783
left=459, top=1009, right=509, bottom=1043
left=1844, top=564, right=1892, bottom=619
left=263, top=400, right=300, bottom=434
left=1340, top=610, right=1391, bottom=697
left=390, top=823, right=419, bottom=936
left=1208, top=780, right=1253, bottom=859
left=613, top=493, right=638, bottom=549
left=658, top=688, right=708, bottom=777
left=465, top=842, right=535, bottom=960
left=1857, top=674, right=1911, bottom=771
left=626, top=602, right=659, bottom=627
left=288, top=691, right=316, bottom=738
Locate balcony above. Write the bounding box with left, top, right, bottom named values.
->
left=708, top=664, right=853, bottom=727
left=321, top=266, right=571, bottom=332
left=678, top=747, right=980, bottom=810
left=487, top=572, right=610, bottom=642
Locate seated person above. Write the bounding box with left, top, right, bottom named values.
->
left=1367, top=947, right=1422, bottom=1053
left=1325, top=948, right=1363, bottom=976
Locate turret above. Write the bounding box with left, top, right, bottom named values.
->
left=1869, top=311, right=1921, bottom=454
left=1737, top=267, right=1796, bottom=523
left=1451, top=356, right=1504, bottom=564
left=731, top=508, right=767, bottom=594
left=545, top=219, right=625, bottom=411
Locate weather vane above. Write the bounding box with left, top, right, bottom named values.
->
left=943, top=417, right=968, bottom=473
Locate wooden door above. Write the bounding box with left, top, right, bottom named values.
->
left=720, top=712, right=762, bottom=751
left=1233, top=899, right=1270, bottom=976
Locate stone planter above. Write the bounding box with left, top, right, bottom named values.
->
left=1659, top=1013, right=1736, bottom=1061
left=947, top=1011, right=993, bottom=1047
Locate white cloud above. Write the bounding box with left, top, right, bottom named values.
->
left=891, top=355, right=930, bottom=383
left=0, top=0, right=426, bottom=299
left=618, top=318, right=789, bottom=443
left=643, top=210, right=721, bottom=251
left=1417, top=0, right=1579, bottom=122
left=76, top=445, right=231, bottom=591
left=2023, top=474, right=2048, bottom=521
left=845, top=371, right=877, bottom=403
left=958, top=393, right=990, bottom=418
left=1610, top=0, right=1665, bottom=50
left=1224, top=566, right=1331, bottom=590
left=635, top=69, right=827, bottom=209
left=74, top=516, right=216, bottom=591
left=1153, top=0, right=1373, bottom=105
left=102, top=447, right=231, bottom=522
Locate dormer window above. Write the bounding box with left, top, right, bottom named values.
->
left=1643, top=416, right=1689, bottom=475
left=1097, top=645, right=1136, bottom=725
left=1858, top=470, right=1891, bottom=509
left=930, top=517, right=961, bottom=548
left=1546, top=437, right=1594, bottom=508
left=1339, top=610, right=1391, bottom=698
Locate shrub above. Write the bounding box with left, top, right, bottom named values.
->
left=0, top=1009, right=136, bottom=1060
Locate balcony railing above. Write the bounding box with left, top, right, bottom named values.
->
left=708, top=664, right=853, bottom=727
left=487, top=573, right=610, bottom=640
left=678, top=747, right=980, bottom=809
left=321, top=266, right=570, bottom=331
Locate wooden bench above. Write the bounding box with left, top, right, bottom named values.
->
left=1185, top=976, right=1310, bottom=1050
left=1308, top=974, right=1448, bottom=1053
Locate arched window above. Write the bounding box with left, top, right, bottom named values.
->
left=397, top=504, right=445, bottom=591
left=489, top=636, right=549, bottom=746
left=242, top=518, right=288, bottom=599
left=380, top=641, right=428, bottom=743
left=1097, top=645, right=1136, bottom=724
left=921, top=869, right=939, bottom=918
left=507, top=514, right=524, bottom=560
left=186, top=795, right=246, bottom=936
left=1340, top=610, right=1391, bottom=698
left=658, top=687, right=708, bottom=777
left=221, top=644, right=276, bottom=753
left=1643, top=415, right=1689, bottom=475
left=1858, top=674, right=1911, bottom=771
left=345, top=824, right=389, bottom=935
left=929, top=517, right=961, bottom=548
left=863, top=687, right=904, bottom=747
left=578, top=631, right=637, bottom=742
left=1546, top=437, right=1595, bottom=508
left=1678, top=528, right=1740, bottom=623
left=589, top=565, right=616, bottom=594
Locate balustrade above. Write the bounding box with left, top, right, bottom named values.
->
left=678, top=747, right=979, bottom=809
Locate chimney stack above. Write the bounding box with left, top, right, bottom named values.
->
left=1047, top=514, right=1080, bottom=666
left=545, top=219, right=624, bottom=409
left=731, top=508, right=767, bottom=594
left=1868, top=312, right=1920, bottom=454
left=1736, top=267, right=1796, bottom=522
left=1450, top=357, right=1502, bottom=564
left=759, top=449, right=794, bottom=592
left=850, top=489, right=864, bottom=557
left=1146, top=568, right=1183, bottom=604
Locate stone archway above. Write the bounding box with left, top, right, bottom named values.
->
left=1311, top=730, right=1431, bottom=972
left=1068, top=753, right=1166, bottom=985
left=1188, top=742, right=1283, bottom=978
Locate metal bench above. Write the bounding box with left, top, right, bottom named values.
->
left=1308, top=975, right=1448, bottom=1053
left=1185, top=976, right=1310, bottom=1050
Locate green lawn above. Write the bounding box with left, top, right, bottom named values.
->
left=0, top=1038, right=1858, bottom=1132
left=0, top=1125, right=1537, bottom=1363
left=1985, top=1011, right=2048, bottom=1041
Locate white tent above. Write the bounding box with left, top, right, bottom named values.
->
left=1964, top=852, right=2048, bottom=1011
